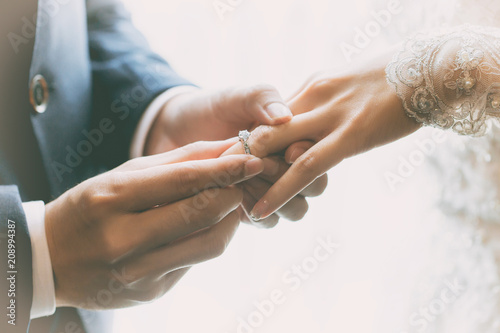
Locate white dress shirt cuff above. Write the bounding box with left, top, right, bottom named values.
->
left=24, top=201, right=56, bottom=319
left=130, top=86, right=199, bottom=159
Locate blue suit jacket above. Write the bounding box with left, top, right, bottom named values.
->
left=0, top=0, right=191, bottom=332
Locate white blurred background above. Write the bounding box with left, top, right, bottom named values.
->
left=113, top=0, right=455, bottom=332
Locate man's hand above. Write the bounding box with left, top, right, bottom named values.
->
left=45, top=140, right=264, bottom=309
left=144, top=85, right=293, bottom=155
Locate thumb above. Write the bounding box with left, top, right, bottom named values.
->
left=221, top=85, right=293, bottom=126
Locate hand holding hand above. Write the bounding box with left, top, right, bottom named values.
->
left=145, top=85, right=293, bottom=155
left=237, top=151, right=328, bottom=228
left=45, top=140, right=263, bottom=309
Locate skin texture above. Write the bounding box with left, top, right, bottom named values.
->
left=223, top=53, right=422, bottom=219
left=145, top=85, right=328, bottom=228
left=45, top=140, right=264, bottom=308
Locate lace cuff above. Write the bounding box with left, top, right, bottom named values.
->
left=386, top=25, right=500, bottom=136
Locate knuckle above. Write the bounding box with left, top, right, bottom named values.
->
left=304, top=78, right=336, bottom=100
left=251, top=125, right=274, bottom=150
left=295, top=153, right=318, bottom=176
left=81, top=189, right=111, bottom=217
left=248, top=84, right=277, bottom=98
left=81, top=175, right=125, bottom=216
left=106, top=172, right=127, bottom=195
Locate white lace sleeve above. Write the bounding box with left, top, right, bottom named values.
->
left=386, top=25, right=500, bottom=136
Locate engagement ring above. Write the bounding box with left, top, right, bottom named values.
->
left=238, top=130, right=252, bottom=155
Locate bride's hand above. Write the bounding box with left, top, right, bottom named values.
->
left=237, top=151, right=328, bottom=228
left=223, top=53, right=421, bottom=220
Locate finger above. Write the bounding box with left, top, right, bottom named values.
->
left=115, top=139, right=238, bottom=172
left=239, top=193, right=281, bottom=229
left=128, top=268, right=191, bottom=304
left=285, top=71, right=324, bottom=103
left=220, top=85, right=293, bottom=126
left=159, top=267, right=190, bottom=292
left=284, top=141, right=315, bottom=164
left=284, top=142, right=330, bottom=197
left=287, top=71, right=341, bottom=116
left=250, top=134, right=346, bottom=220
left=162, top=267, right=190, bottom=287
left=251, top=214, right=280, bottom=229
left=126, top=210, right=240, bottom=279
left=119, top=155, right=263, bottom=212
left=258, top=154, right=327, bottom=198
left=221, top=112, right=321, bottom=158
left=258, top=156, right=289, bottom=183
left=243, top=178, right=309, bottom=222
left=300, top=174, right=328, bottom=197
left=124, top=186, right=243, bottom=253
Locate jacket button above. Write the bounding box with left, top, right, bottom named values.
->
left=29, top=75, right=49, bottom=114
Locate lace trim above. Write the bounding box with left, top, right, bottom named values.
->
left=386, top=25, right=500, bottom=136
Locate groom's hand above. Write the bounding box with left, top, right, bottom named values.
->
left=145, top=85, right=293, bottom=155
left=46, top=140, right=263, bottom=308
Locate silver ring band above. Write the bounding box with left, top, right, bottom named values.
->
left=238, top=130, right=252, bottom=155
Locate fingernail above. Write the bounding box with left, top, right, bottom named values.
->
left=244, top=158, right=264, bottom=177
left=250, top=214, right=262, bottom=222
left=250, top=200, right=270, bottom=220
left=265, top=103, right=292, bottom=121
left=262, top=158, right=280, bottom=176
left=289, top=147, right=306, bottom=163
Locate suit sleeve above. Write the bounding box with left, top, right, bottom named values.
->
left=86, top=0, right=194, bottom=167
left=0, top=186, right=33, bottom=333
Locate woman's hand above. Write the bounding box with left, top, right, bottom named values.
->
left=223, top=53, right=422, bottom=220
left=238, top=151, right=328, bottom=228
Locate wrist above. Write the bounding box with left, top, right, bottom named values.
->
left=144, top=90, right=198, bottom=155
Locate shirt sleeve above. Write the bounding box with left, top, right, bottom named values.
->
left=129, top=86, right=199, bottom=159
left=24, top=201, right=56, bottom=319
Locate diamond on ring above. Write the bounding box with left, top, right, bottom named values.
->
left=238, top=130, right=252, bottom=155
